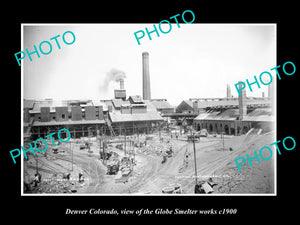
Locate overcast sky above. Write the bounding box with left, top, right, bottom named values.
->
left=23, top=24, right=276, bottom=106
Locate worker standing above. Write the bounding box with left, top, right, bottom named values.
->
left=184, top=147, right=190, bottom=167
left=33, top=172, right=41, bottom=187
left=78, top=172, right=84, bottom=183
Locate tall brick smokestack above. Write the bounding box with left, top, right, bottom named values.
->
left=238, top=81, right=247, bottom=120
left=142, top=52, right=151, bottom=100
left=226, top=84, right=232, bottom=98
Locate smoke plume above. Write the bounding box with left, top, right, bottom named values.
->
left=100, top=68, right=126, bottom=92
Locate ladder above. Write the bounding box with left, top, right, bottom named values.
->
left=105, top=118, right=116, bottom=137
left=25, top=117, right=34, bottom=136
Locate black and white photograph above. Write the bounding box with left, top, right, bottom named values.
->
left=21, top=23, right=276, bottom=195
left=3, top=3, right=299, bottom=221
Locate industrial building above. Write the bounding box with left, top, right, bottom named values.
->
left=174, top=96, right=273, bottom=135
left=24, top=98, right=164, bottom=140
left=23, top=49, right=276, bottom=195
left=102, top=81, right=163, bottom=135
left=23, top=52, right=164, bottom=141
left=24, top=99, right=107, bottom=140
left=23, top=52, right=275, bottom=143
left=150, top=99, right=174, bottom=115
left=192, top=84, right=274, bottom=135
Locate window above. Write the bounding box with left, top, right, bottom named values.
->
left=62, top=114, right=66, bottom=119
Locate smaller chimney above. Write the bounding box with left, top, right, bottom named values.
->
left=193, top=101, right=198, bottom=113
left=120, top=79, right=124, bottom=90
left=114, top=79, right=126, bottom=100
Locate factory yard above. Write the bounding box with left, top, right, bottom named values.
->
left=23, top=129, right=274, bottom=195
left=22, top=50, right=275, bottom=195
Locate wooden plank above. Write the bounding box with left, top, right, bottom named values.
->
left=202, top=182, right=214, bottom=194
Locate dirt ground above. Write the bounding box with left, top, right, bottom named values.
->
left=23, top=131, right=275, bottom=195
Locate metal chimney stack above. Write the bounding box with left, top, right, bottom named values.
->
left=142, top=52, right=151, bottom=100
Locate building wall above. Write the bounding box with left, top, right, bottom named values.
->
left=55, top=107, right=69, bottom=122
left=32, top=105, right=105, bottom=122
left=98, top=106, right=104, bottom=120
left=131, top=105, right=147, bottom=114
left=41, top=107, right=51, bottom=122
left=85, top=106, right=96, bottom=120
left=176, top=101, right=193, bottom=113
left=50, top=112, right=56, bottom=120
left=158, top=108, right=174, bottom=114
left=193, top=120, right=252, bottom=135
left=24, top=108, right=30, bottom=123
left=250, top=121, right=274, bottom=133
left=34, top=113, right=40, bottom=121
left=111, top=121, right=158, bottom=135
left=121, top=106, right=131, bottom=114
left=71, top=106, right=82, bottom=121
left=31, top=123, right=105, bottom=140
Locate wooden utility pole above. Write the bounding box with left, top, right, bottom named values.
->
left=72, top=143, right=73, bottom=171
left=137, top=127, right=140, bottom=146
left=159, top=123, right=161, bottom=141
left=36, top=154, right=38, bottom=173
left=221, top=132, right=225, bottom=151
left=124, top=129, right=127, bottom=156
left=99, top=137, right=102, bottom=160
left=103, top=140, right=106, bottom=163
left=189, top=129, right=198, bottom=186
left=192, top=133, right=198, bottom=185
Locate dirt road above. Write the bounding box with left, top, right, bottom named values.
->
left=25, top=132, right=275, bottom=194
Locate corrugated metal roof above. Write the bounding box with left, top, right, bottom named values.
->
left=194, top=109, right=239, bottom=121
left=143, top=100, right=162, bottom=112
left=91, top=100, right=108, bottom=111
left=101, top=100, right=114, bottom=109
left=28, top=99, right=107, bottom=113
left=177, top=98, right=271, bottom=112
left=151, top=99, right=173, bottom=109
left=194, top=108, right=274, bottom=122
left=129, top=95, right=144, bottom=104
left=103, top=98, right=163, bottom=123
left=242, top=108, right=274, bottom=122
left=112, top=99, right=130, bottom=109
left=176, top=100, right=194, bottom=112
left=29, top=100, right=68, bottom=113
left=24, top=99, right=35, bottom=109
left=33, top=119, right=105, bottom=126
left=194, top=111, right=220, bottom=120
left=109, top=110, right=163, bottom=123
